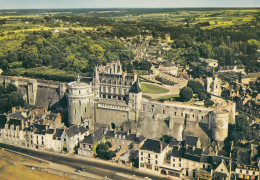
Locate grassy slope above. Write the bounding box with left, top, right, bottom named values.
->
left=0, top=150, right=69, bottom=180
left=140, top=83, right=169, bottom=94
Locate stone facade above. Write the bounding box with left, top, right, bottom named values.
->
left=66, top=76, right=94, bottom=130
left=66, top=61, right=236, bottom=145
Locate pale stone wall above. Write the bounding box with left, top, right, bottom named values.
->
left=95, top=107, right=128, bottom=127
left=66, top=80, right=94, bottom=126
left=210, top=110, right=229, bottom=141
left=0, top=75, right=67, bottom=107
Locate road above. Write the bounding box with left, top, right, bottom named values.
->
left=0, top=142, right=165, bottom=180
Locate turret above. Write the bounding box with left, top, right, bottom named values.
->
left=128, top=78, right=142, bottom=121
left=210, top=110, right=229, bottom=141
left=66, top=76, right=94, bottom=130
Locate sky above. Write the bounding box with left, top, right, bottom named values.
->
left=0, top=0, right=260, bottom=9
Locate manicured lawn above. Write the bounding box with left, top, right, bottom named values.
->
left=140, top=83, right=169, bottom=94
left=156, top=94, right=180, bottom=100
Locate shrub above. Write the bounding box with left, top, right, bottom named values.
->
left=198, top=91, right=208, bottom=101
left=204, top=99, right=214, bottom=107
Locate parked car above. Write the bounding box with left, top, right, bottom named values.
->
left=78, top=168, right=86, bottom=172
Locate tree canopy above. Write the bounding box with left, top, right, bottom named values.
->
left=0, top=84, right=25, bottom=113
left=179, top=86, right=193, bottom=102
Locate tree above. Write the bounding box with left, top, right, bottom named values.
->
left=187, top=80, right=205, bottom=94
left=247, top=39, right=260, bottom=54
left=5, top=84, right=18, bottom=94
left=96, top=143, right=109, bottom=158
left=235, top=115, right=250, bottom=138
left=228, top=115, right=250, bottom=144
left=179, top=86, right=193, bottom=102
left=204, top=99, right=214, bottom=107
left=21, top=46, right=39, bottom=68
left=198, top=92, right=208, bottom=101
left=198, top=43, right=213, bottom=58
left=191, top=65, right=205, bottom=78
left=104, top=150, right=116, bottom=160
left=105, top=141, right=112, bottom=148
left=0, top=59, right=9, bottom=70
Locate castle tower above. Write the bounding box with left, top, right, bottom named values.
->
left=66, top=76, right=94, bottom=130
left=128, top=78, right=142, bottom=121
left=210, top=110, right=229, bottom=141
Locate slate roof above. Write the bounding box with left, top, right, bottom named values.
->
left=8, top=112, right=27, bottom=121
left=217, top=150, right=229, bottom=157
left=140, top=139, right=167, bottom=153
left=81, top=127, right=104, bottom=144
left=33, top=124, right=47, bottom=135
left=169, top=140, right=181, bottom=147
left=65, top=125, right=80, bottom=138
left=134, top=135, right=146, bottom=144
left=53, top=129, right=64, bottom=140
left=213, top=172, right=227, bottom=179
left=7, top=119, right=22, bottom=129
left=212, top=156, right=230, bottom=170
left=200, top=154, right=212, bottom=164
left=129, top=78, right=142, bottom=93
left=105, top=130, right=115, bottom=138
left=171, top=145, right=204, bottom=162
left=79, top=126, right=88, bottom=134
left=185, top=135, right=199, bottom=147
left=237, top=150, right=251, bottom=165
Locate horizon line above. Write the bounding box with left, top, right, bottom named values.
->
left=1, top=7, right=260, bottom=10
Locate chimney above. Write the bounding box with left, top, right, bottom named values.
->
left=178, top=144, right=181, bottom=151
left=160, top=143, right=163, bottom=153
left=127, top=130, right=130, bottom=136
left=53, top=127, right=56, bottom=134
left=45, top=125, right=48, bottom=131
left=12, top=107, right=16, bottom=113
left=192, top=146, right=195, bottom=151
left=21, top=119, right=24, bottom=130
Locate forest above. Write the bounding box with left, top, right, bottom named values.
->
left=0, top=8, right=259, bottom=81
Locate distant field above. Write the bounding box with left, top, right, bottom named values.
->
left=140, top=83, right=169, bottom=94
left=118, top=9, right=260, bottom=28
left=0, top=149, right=69, bottom=180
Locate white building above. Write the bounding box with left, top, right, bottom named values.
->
left=139, top=139, right=168, bottom=173
left=61, top=125, right=88, bottom=153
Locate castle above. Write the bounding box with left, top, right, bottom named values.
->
left=66, top=61, right=236, bottom=146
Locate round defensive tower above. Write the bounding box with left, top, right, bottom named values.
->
left=211, top=109, right=229, bottom=141
left=66, top=77, right=93, bottom=126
